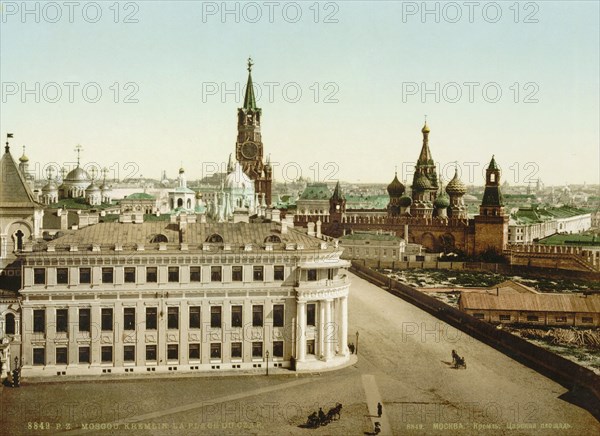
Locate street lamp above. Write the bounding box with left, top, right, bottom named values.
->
left=266, top=350, right=269, bottom=376
left=355, top=331, right=359, bottom=355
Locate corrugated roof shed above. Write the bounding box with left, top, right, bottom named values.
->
left=461, top=293, right=600, bottom=313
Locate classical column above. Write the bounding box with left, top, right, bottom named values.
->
left=318, top=300, right=325, bottom=358
left=340, top=296, right=348, bottom=356
left=324, top=299, right=332, bottom=360
left=297, top=301, right=306, bottom=362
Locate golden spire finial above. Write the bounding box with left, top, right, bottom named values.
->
left=247, top=57, right=254, bottom=72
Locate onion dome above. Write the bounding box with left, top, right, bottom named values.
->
left=65, top=166, right=90, bottom=182
left=195, top=191, right=203, bottom=200
left=446, top=168, right=467, bottom=196
left=99, top=181, right=111, bottom=192
left=434, top=192, right=450, bottom=208
left=387, top=173, right=405, bottom=197
left=421, top=122, right=430, bottom=134
left=399, top=195, right=413, bottom=207
left=179, top=167, right=185, bottom=174
left=19, top=153, right=29, bottom=163
left=413, top=173, right=432, bottom=191
left=85, top=181, right=100, bottom=194
left=42, top=179, right=58, bottom=193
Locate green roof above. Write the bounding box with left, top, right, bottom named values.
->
left=544, top=206, right=590, bottom=219
left=538, top=233, right=599, bottom=247
left=99, top=214, right=120, bottom=223
left=125, top=193, right=156, bottom=200
left=481, top=186, right=504, bottom=207
left=143, top=213, right=170, bottom=222
left=48, top=198, right=113, bottom=210
left=511, top=207, right=554, bottom=224
left=299, top=183, right=331, bottom=200
left=488, top=155, right=499, bottom=170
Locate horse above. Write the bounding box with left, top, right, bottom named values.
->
left=327, top=403, right=342, bottom=420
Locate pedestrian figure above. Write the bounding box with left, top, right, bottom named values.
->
left=349, top=343, right=355, bottom=354
left=377, top=402, right=382, bottom=417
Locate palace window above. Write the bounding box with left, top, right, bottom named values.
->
left=555, top=316, right=567, bottom=323
left=307, top=304, right=316, bottom=326
left=124, top=308, right=136, bottom=330
left=123, top=346, right=135, bottom=362
left=274, top=265, right=284, bottom=281
left=582, top=317, right=593, bottom=324
left=231, top=305, right=243, bottom=328
left=190, top=266, right=201, bottom=282
left=5, top=313, right=15, bottom=335
left=210, top=343, right=221, bottom=359
left=273, top=305, right=284, bottom=327
left=499, top=314, right=511, bottom=321
left=253, top=266, right=264, bottom=281
left=252, top=342, right=263, bottom=358
left=124, top=267, right=136, bottom=283
left=146, top=345, right=157, bottom=362
left=79, top=268, right=91, bottom=284
left=102, top=267, right=114, bottom=284
left=273, top=341, right=284, bottom=358
left=168, top=307, right=179, bottom=329
left=211, top=306, right=222, bottom=328
left=206, top=234, right=223, bottom=243
left=146, top=267, right=157, bottom=283
left=168, top=267, right=179, bottom=282
left=167, top=344, right=178, bottom=361
left=189, top=306, right=201, bottom=329
left=189, top=344, right=200, bottom=360
left=307, top=269, right=317, bottom=281
left=473, top=313, right=484, bottom=320
left=231, top=342, right=242, bottom=359
left=328, top=269, right=334, bottom=280
left=57, top=268, right=69, bottom=284
left=79, top=309, right=91, bottom=332
left=146, top=307, right=157, bottom=330
left=33, top=309, right=45, bottom=333
left=56, top=347, right=68, bottom=365
left=526, top=315, right=539, bottom=322
left=211, top=266, right=222, bottom=282
left=252, top=305, right=263, bottom=327
left=79, top=347, right=90, bottom=364
left=56, top=309, right=68, bottom=333
left=232, top=266, right=243, bottom=281
left=34, top=268, right=46, bottom=285
left=101, top=346, right=113, bottom=363
left=101, top=308, right=113, bottom=331
left=33, top=348, right=45, bottom=366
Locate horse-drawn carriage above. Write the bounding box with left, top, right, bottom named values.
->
left=451, top=350, right=466, bottom=369
left=305, top=403, right=343, bottom=428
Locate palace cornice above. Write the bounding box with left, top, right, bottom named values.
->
left=295, top=284, right=349, bottom=302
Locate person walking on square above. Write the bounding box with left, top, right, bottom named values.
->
left=377, top=402, right=382, bottom=417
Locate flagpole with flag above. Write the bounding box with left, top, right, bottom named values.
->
left=5, top=133, right=14, bottom=153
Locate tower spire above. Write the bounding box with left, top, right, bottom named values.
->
left=243, top=57, right=257, bottom=110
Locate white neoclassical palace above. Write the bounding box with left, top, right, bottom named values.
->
left=16, top=217, right=351, bottom=376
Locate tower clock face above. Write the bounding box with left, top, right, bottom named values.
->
left=241, top=142, right=258, bottom=159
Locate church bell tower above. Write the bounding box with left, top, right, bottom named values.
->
left=235, top=58, right=272, bottom=206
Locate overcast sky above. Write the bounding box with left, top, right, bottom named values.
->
left=1, top=1, right=598, bottom=187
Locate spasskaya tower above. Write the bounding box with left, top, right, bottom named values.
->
left=235, top=58, right=272, bottom=206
